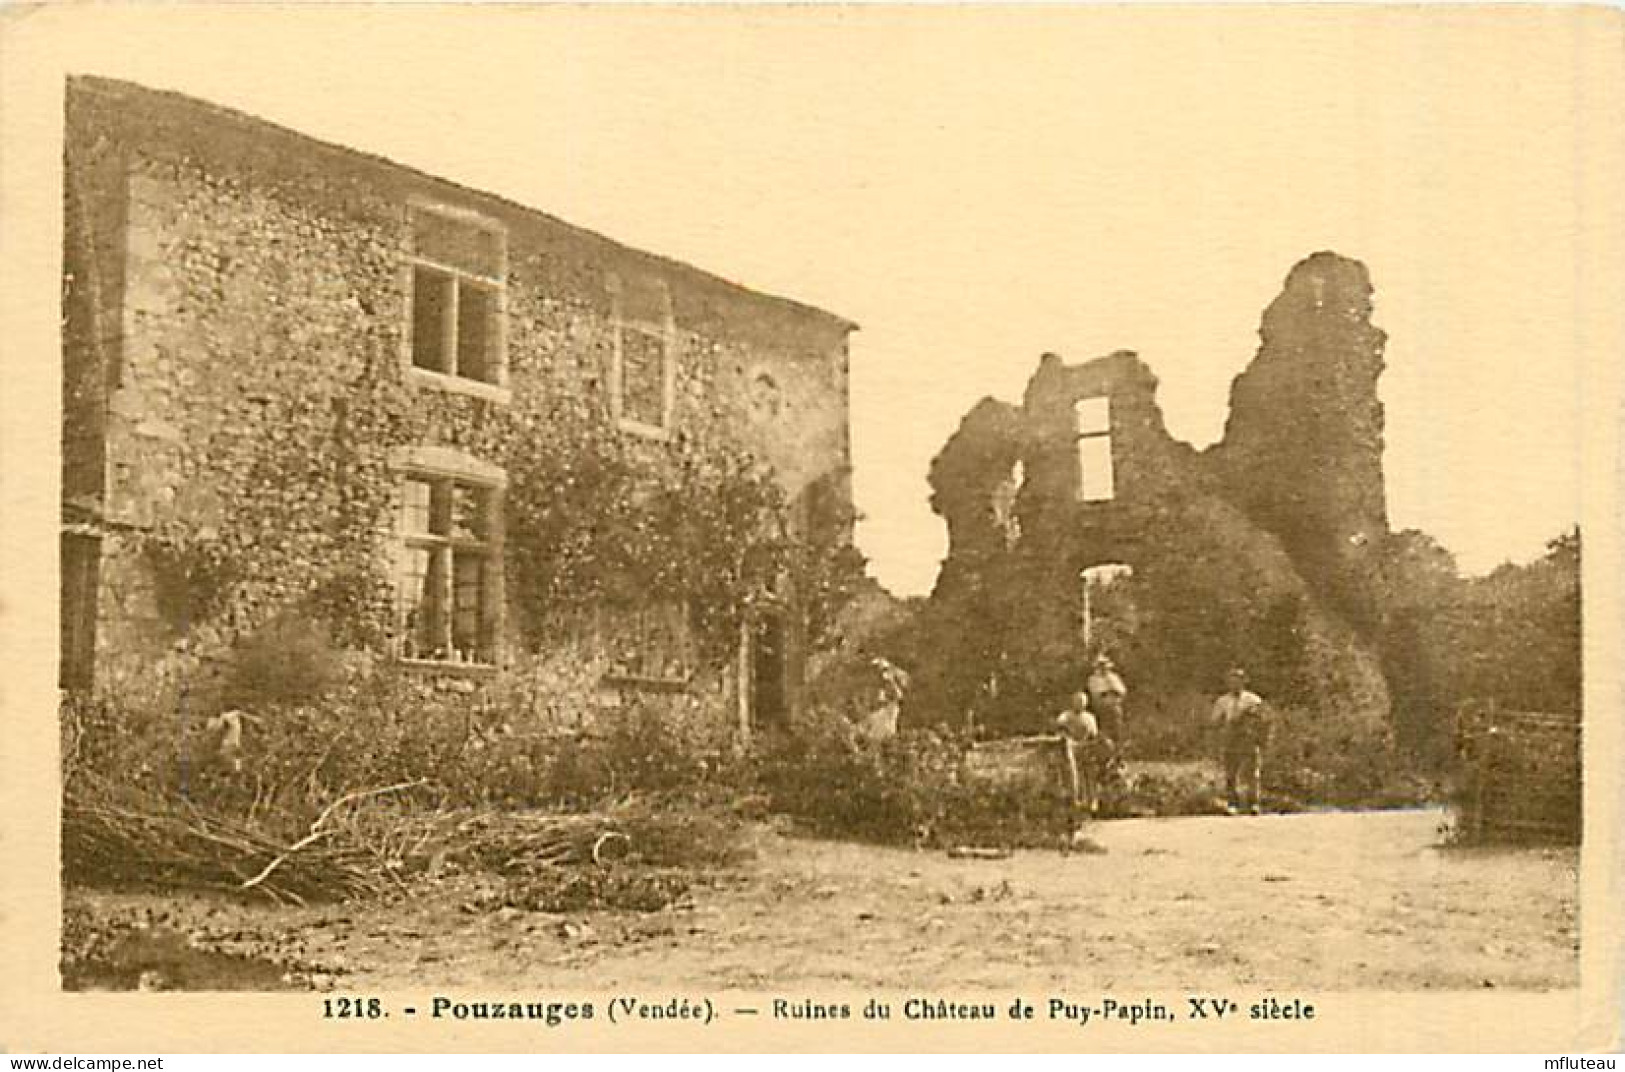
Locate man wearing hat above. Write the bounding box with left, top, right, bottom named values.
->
left=1211, top=667, right=1268, bottom=814
left=1086, top=654, right=1129, bottom=752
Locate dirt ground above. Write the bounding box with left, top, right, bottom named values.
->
left=66, top=807, right=1578, bottom=992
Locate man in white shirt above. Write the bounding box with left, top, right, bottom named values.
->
left=1211, top=668, right=1268, bottom=814
left=1055, top=691, right=1103, bottom=816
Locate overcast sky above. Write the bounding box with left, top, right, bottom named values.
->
left=12, top=5, right=1614, bottom=596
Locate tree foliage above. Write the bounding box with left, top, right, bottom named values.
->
left=1377, top=527, right=1581, bottom=764
left=503, top=405, right=863, bottom=664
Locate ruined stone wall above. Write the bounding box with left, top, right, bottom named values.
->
left=916, top=255, right=1395, bottom=743
left=63, top=77, right=852, bottom=738
left=910, top=398, right=1026, bottom=726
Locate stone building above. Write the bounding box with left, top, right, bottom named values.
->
left=60, top=77, right=855, bottom=740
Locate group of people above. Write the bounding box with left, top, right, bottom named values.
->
left=1054, top=657, right=1270, bottom=816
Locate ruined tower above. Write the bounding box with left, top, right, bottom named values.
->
left=1208, top=252, right=1390, bottom=630
left=913, top=253, right=1394, bottom=739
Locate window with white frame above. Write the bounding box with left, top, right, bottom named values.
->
left=396, top=471, right=501, bottom=665
left=1073, top=396, right=1115, bottom=502
left=407, top=205, right=506, bottom=389
left=610, top=275, right=675, bottom=434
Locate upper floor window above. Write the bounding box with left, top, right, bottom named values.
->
left=1073, top=396, right=1115, bottom=502
left=609, top=274, right=675, bottom=436
left=407, top=205, right=507, bottom=395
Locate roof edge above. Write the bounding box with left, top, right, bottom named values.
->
left=67, top=74, right=858, bottom=334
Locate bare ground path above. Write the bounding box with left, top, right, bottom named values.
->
left=68, top=808, right=1578, bottom=991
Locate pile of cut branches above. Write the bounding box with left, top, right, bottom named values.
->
left=63, top=771, right=427, bottom=905
left=455, top=811, right=631, bottom=874
left=64, top=763, right=748, bottom=912
left=449, top=801, right=742, bottom=913
left=451, top=797, right=745, bottom=877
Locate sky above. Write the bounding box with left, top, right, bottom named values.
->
left=6, top=5, right=1615, bottom=596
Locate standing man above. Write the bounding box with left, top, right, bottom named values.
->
left=1054, top=691, right=1103, bottom=816
left=1087, top=654, right=1129, bottom=754
left=1211, top=667, right=1268, bottom=814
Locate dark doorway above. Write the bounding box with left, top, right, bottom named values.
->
left=749, top=611, right=788, bottom=733
left=60, top=532, right=101, bottom=691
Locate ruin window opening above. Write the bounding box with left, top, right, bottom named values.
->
left=1073, top=396, right=1115, bottom=502
left=407, top=205, right=507, bottom=391
left=1080, top=561, right=1135, bottom=655
left=992, top=459, right=1025, bottom=544
left=610, top=275, right=676, bottom=437
left=396, top=471, right=502, bottom=666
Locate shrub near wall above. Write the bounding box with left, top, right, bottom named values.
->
left=64, top=610, right=744, bottom=829
left=754, top=720, right=1073, bottom=848
left=60, top=618, right=761, bottom=902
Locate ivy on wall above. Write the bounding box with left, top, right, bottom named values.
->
left=504, top=401, right=861, bottom=663
left=131, top=367, right=858, bottom=669
left=127, top=327, right=857, bottom=675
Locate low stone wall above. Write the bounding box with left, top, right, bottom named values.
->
left=962, top=735, right=1069, bottom=797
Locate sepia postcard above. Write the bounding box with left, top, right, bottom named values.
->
left=1, top=2, right=1621, bottom=1055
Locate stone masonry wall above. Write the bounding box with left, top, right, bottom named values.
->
left=63, top=77, right=852, bottom=740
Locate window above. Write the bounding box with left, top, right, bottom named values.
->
left=610, top=275, right=675, bottom=435
left=395, top=471, right=501, bottom=665
left=407, top=205, right=506, bottom=392
left=1073, top=396, right=1115, bottom=502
